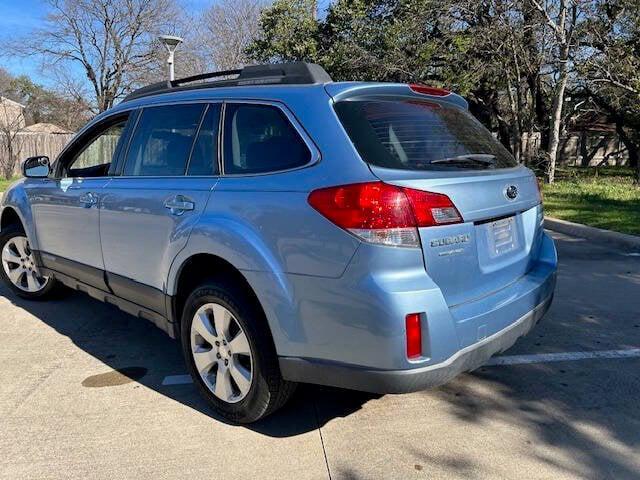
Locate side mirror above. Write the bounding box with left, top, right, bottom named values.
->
left=22, top=156, right=51, bottom=178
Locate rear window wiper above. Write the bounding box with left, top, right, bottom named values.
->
left=431, top=154, right=496, bottom=166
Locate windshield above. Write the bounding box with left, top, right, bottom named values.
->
left=334, top=99, right=518, bottom=170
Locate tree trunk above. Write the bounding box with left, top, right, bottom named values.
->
left=2, top=143, right=13, bottom=179
left=497, top=118, right=512, bottom=153
left=535, top=76, right=549, bottom=152
left=1, top=132, right=14, bottom=179
left=580, top=131, right=589, bottom=167
left=5, top=142, right=15, bottom=179
left=616, top=122, right=640, bottom=184
left=546, top=57, right=569, bottom=183
left=523, top=129, right=539, bottom=165
left=505, top=76, right=523, bottom=162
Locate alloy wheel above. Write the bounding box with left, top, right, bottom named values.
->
left=1, top=236, right=49, bottom=293
left=190, top=302, right=253, bottom=403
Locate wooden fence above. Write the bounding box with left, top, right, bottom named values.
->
left=1, top=132, right=75, bottom=176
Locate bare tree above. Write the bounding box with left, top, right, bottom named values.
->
left=0, top=97, right=26, bottom=179
left=459, top=0, right=549, bottom=165
left=529, top=0, right=584, bottom=183
left=579, top=0, right=640, bottom=182
left=12, top=0, right=180, bottom=112
left=196, top=0, right=266, bottom=71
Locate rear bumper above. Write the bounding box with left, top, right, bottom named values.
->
left=277, top=229, right=557, bottom=393
left=279, top=291, right=553, bottom=393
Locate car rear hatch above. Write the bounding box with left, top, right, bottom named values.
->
left=373, top=166, right=543, bottom=308
left=332, top=87, right=544, bottom=310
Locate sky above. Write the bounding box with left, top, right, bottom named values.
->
left=0, top=0, right=334, bottom=88
left=0, top=0, right=48, bottom=82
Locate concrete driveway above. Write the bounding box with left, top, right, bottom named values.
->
left=1, top=231, right=639, bottom=480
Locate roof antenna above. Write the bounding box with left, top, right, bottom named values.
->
left=158, top=35, right=184, bottom=84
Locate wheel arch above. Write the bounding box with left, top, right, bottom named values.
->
left=0, top=206, right=24, bottom=232
left=168, top=253, right=290, bottom=352
left=1, top=185, right=39, bottom=250
left=171, top=253, right=258, bottom=318
left=166, top=215, right=299, bottom=354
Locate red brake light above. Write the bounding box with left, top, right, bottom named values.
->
left=409, top=83, right=451, bottom=97
left=308, top=182, right=414, bottom=230
left=406, top=313, right=422, bottom=359
left=308, top=182, right=462, bottom=247
left=403, top=188, right=463, bottom=227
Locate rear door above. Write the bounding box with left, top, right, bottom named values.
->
left=99, top=103, right=220, bottom=314
left=335, top=97, right=544, bottom=308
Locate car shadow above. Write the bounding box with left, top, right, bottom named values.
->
left=418, top=234, right=640, bottom=479
left=0, top=283, right=377, bottom=437
left=4, top=231, right=639, bottom=479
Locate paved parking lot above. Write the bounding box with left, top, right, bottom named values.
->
left=1, top=231, right=639, bottom=480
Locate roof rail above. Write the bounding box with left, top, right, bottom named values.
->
left=123, top=62, right=333, bottom=103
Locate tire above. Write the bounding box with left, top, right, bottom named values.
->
left=0, top=224, right=59, bottom=299
left=180, top=279, right=296, bottom=423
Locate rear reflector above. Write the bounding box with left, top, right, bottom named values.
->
left=406, top=313, right=422, bottom=359
left=409, top=83, right=451, bottom=97
left=308, top=182, right=462, bottom=247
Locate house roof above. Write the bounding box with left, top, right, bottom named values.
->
left=570, top=112, right=617, bottom=133
left=22, top=122, right=73, bottom=134
left=0, top=96, right=25, bottom=109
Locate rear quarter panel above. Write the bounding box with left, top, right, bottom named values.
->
left=166, top=180, right=363, bottom=356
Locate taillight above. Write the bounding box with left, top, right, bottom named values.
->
left=405, top=313, right=422, bottom=359
left=307, top=182, right=462, bottom=247
left=403, top=187, right=464, bottom=226
left=409, top=83, right=451, bottom=97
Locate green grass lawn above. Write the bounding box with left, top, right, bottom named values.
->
left=0, top=176, right=20, bottom=193
left=541, top=166, right=640, bottom=236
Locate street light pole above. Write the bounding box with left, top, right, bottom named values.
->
left=158, top=35, right=184, bottom=82
left=167, top=49, right=175, bottom=81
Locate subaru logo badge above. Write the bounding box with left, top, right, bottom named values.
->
left=505, top=185, right=518, bottom=200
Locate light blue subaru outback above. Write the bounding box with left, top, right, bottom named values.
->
left=0, top=63, right=557, bottom=423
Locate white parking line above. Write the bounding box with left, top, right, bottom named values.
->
left=161, top=349, right=640, bottom=386
left=485, top=348, right=640, bottom=366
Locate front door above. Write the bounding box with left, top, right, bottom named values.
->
left=99, top=103, right=220, bottom=314
left=27, top=115, right=130, bottom=290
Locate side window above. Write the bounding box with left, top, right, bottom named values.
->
left=187, top=104, right=221, bottom=176
left=223, top=103, right=311, bottom=174
left=66, top=120, right=127, bottom=178
left=123, top=104, right=204, bottom=177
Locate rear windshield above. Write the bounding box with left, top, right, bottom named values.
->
left=335, top=99, right=518, bottom=170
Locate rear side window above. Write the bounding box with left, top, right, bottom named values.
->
left=223, top=103, right=311, bottom=174
left=123, top=104, right=204, bottom=176
left=187, top=104, right=221, bottom=176
left=335, top=100, right=518, bottom=170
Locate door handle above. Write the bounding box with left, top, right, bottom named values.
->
left=164, top=195, right=195, bottom=216
left=79, top=192, right=98, bottom=207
